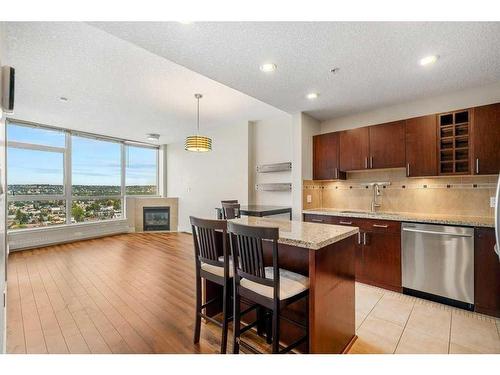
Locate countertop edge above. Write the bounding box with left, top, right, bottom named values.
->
left=278, top=226, right=359, bottom=250
left=302, top=209, right=494, bottom=228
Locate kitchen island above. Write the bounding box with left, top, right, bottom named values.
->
left=205, top=217, right=359, bottom=353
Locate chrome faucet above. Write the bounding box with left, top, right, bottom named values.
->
left=365, top=182, right=390, bottom=212
left=371, top=183, right=381, bottom=212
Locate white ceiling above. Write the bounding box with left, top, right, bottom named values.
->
left=90, top=22, right=500, bottom=120
left=2, top=22, right=288, bottom=143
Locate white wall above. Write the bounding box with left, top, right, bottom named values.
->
left=321, top=82, right=500, bottom=133
left=166, top=123, right=249, bottom=232
left=291, top=113, right=321, bottom=220
left=248, top=114, right=293, bottom=207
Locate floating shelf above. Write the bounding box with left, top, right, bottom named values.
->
left=256, top=162, right=292, bottom=173
left=255, top=183, right=292, bottom=192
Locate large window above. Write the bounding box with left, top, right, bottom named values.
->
left=7, top=120, right=159, bottom=230
left=126, top=145, right=158, bottom=195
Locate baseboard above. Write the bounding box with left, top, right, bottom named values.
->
left=8, top=219, right=129, bottom=251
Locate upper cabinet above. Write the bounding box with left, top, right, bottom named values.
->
left=438, top=109, right=471, bottom=175
left=312, top=101, right=499, bottom=180
left=313, top=132, right=345, bottom=180
left=369, top=120, right=406, bottom=169
left=339, top=127, right=370, bottom=171
left=472, top=103, right=500, bottom=175
left=405, top=115, right=438, bottom=177
left=339, top=122, right=405, bottom=171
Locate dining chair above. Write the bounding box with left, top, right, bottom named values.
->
left=222, top=202, right=241, bottom=220
left=228, top=221, right=309, bottom=354
left=221, top=200, right=238, bottom=204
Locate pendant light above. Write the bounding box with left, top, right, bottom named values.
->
left=185, top=93, right=212, bottom=152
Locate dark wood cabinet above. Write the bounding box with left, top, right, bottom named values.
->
left=474, top=227, right=500, bottom=318
left=437, top=109, right=471, bottom=175
left=369, top=121, right=406, bottom=169
left=313, top=101, right=499, bottom=177
left=313, top=132, right=345, bottom=180
left=339, top=127, right=370, bottom=171
left=303, top=214, right=402, bottom=292
left=303, top=214, right=335, bottom=224
left=472, top=103, right=500, bottom=175
left=361, top=223, right=402, bottom=292
left=339, top=122, right=405, bottom=171
left=405, top=115, right=438, bottom=177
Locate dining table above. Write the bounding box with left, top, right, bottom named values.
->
left=215, top=204, right=292, bottom=220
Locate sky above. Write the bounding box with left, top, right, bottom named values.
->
left=7, top=123, right=157, bottom=186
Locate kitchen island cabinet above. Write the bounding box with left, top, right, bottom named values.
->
left=206, top=217, right=359, bottom=353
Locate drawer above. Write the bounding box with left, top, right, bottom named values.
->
left=303, top=214, right=334, bottom=224
left=361, top=219, right=401, bottom=234
left=330, top=216, right=363, bottom=227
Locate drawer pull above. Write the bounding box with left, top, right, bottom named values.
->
left=372, top=224, right=389, bottom=228
left=311, top=219, right=324, bottom=223
left=339, top=221, right=353, bottom=225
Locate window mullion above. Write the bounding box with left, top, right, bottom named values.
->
left=121, top=143, right=126, bottom=219
left=65, top=131, right=72, bottom=225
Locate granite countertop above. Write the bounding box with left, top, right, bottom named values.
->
left=229, top=216, right=359, bottom=250
left=303, top=208, right=495, bottom=228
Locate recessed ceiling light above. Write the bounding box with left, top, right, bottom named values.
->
left=306, top=92, right=319, bottom=100
left=147, top=133, right=160, bottom=141
left=59, top=96, right=68, bottom=102
left=419, top=55, right=439, bottom=66
left=178, top=21, right=194, bottom=25
left=259, top=63, right=277, bottom=73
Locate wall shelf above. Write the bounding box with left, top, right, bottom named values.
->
left=255, top=183, right=292, bottom=192
left=256, top=162, right=292, bottom=173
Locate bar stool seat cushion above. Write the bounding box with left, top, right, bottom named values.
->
left=201, top=257, right=234, bottom=278
left=240, top=267, right=309, bottom=300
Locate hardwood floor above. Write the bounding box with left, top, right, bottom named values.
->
left=7, top=233, right=232, bottom=354
left=7, top=232, right=500, bottom=354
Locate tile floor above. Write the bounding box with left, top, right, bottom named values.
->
left=349, top=283, right=500, bottom=354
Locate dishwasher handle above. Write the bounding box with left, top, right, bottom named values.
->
left=402, top=227, right=473, bottom=238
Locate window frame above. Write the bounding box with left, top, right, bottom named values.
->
left=124, top=143, right=160, bottom=197
left=6, top=118, right=160, bottom=231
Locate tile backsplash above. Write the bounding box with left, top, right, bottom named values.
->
left=303, top=169, right=498, bottom=217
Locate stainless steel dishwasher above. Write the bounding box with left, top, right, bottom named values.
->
left=402, top=222, right=474, bottom=310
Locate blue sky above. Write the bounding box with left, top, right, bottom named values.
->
left=7, top=123, right=157, bottom=186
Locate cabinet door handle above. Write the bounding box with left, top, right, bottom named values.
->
left=370, top=156, right=374, bottom=168
left=339, top=221, right=353, bottom=225
left=335, top=167, right=338, bottom=179
left=357, top=232, right=362, bottom=245
left=363, top=232, right=367, bottom=245
left=406, top=163, right=410, bottom=177
left=373, top=224, right=389, bottom=228
left=476, top=158, right=479, bottom=174
left=311, top=218, right=323, bottom=223
left=365, top=157, right=368, bottom=169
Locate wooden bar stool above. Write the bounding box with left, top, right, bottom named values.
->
left=222, top=202, right=241, bottom=220
left=190, top=216, right=233, bottom=353
left=228, top=221, right=309, bottom=354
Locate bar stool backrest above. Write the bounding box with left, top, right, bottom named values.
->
left=222, top=202, right=241, bottom=220
left=228, top=221, right=280, bottom=299
left=190, top=216, right=229, bottom=272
